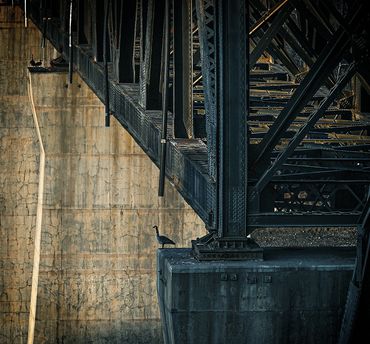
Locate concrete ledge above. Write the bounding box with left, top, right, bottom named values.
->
left=157, top=248, right=355, bottom=344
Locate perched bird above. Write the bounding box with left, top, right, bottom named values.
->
left=153, top=225, right=175, bottom=248
left=30, top=55, right=42, bottom=67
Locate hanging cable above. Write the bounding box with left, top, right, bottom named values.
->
left=158, top=0, right=170, bottom=197
left=68, top=0, right=73, bottom=83
left=103, top=0, right=111, bottom=127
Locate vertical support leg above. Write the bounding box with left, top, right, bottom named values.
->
left=139, top=0, right=148, bottom=107
left=104, top=0, right=111, bottom=127
left=195, top=0, right=218, bottom=229
left=173, top=0, right=193, bottom=138
left=117, top=0, right=137, bottom=83
left=68, top=0, right=73, bottom=84
left=217, top=0, right=248, bottom=238
left=77, top=0, right=88, bottom=44
left=93, top=0, right=105, bottom=62
left=192, top=0, right=262, bottom=260
left=158, top=0, right=170, bottom=196
left=139, top=0, right=165, bottom=110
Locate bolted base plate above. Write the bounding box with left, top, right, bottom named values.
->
left=191, top=233, right=264, bottom=261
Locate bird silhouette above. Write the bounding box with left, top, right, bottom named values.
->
left=153, top=225, right=175, bottom=248
left=30, top=55, right=42, bottom=67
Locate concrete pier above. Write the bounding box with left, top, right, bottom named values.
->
left=157, top=248, right=354, bottom=344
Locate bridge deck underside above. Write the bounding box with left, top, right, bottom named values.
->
left=26, top=0, right=369, bottom=229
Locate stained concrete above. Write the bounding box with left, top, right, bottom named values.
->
left=158, top=248, right=355, bottom=344
left=0, top=6, right=206, bottom=343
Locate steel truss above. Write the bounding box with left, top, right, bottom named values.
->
left=20, top=0, right=370, bottom=257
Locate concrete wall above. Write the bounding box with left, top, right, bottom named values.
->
left=0, top=6, right=206, bottom=343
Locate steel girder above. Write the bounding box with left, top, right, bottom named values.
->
left=24, top=0, right=370, bottom=243
left=192, top=0, right=264, bottom=260
left=173, top=0, right=193, bottom=139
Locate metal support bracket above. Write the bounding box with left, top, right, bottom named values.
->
left=192, top=233, right=263, bottom=261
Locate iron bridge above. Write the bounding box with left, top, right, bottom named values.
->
left=18, top=0, right=370, bottom=259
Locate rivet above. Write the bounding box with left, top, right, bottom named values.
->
left=221, top=273, right=228, bottom=281
left=263, top=275, right=272, bottom=283
left=247, top=275, right=257, bottom=284
left=230, top=273, right=238, bottom=281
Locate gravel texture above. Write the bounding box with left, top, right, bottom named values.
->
left=251, top=227, right=357, bottom=247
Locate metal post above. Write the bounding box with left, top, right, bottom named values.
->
left=139, top=0, right=165, bottom=110
left=68, top=0, right=73, bottom=84
left=77, top=0, right=88, bottom=44
left=217, top=0, right=247, bottom=238
left=117, top=1, right=137, bottom=83
left=195, top=0, right=218, bottom=231
left=41, top=0, right=47, bottom=66
left=94, top=1, right=105, bottom=62
left=192, top=0, right=262, bottom=260
left=173, top=0, right=193, bottom=138
left=104, top=0, right=111, bottom=127
left=158, top=0, right=170, bottom=196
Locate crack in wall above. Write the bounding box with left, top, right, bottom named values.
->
left=0, top=6, right=206, bottom=344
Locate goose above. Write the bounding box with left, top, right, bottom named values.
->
left=30, top=55, right=42, bottom=67
left=153, top=225, right=175, bottom=248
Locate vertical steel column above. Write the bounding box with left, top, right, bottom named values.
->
left=41, top=0, right=47, bottom=50
left=93, top=1, right=105, bottom=62
left=173, top=0, right=193, bottom=138
left=158, top=0, right=170, bottom=196
left=139, top=0, right=147, bottom=103
left=103, top=0, right=111, bottom=127
left=195, top=0, right=218, bottom=230
left=139, top=0, right=165, bottom=110
left=68, top=0, right=73, bottom=84
left=217, top=0, right=248, bottom=238
left=139, top=0, right=148, bottom=106
left=117, top=0, right=137, bottom=83
left=77, top=0, right=87, bottom=44
left=192, top=0, right=262, bottom=260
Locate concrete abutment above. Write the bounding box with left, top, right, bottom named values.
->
left=158, top=248, right=354, bottom=344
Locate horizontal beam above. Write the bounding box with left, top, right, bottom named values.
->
left=248, top=213, right=360, bottom=227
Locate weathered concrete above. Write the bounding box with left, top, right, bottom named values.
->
left=157, top=248, right=354, bottom=344
left=0, top=6, right=206, bottom=343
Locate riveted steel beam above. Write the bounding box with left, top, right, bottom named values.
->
left=173, top=0, right=193, bottom=138
left=77, top=0, right=87, bottom=44
left=117, top=0, right=137, bottom=83
left=139, top=0, right=165, bottom=110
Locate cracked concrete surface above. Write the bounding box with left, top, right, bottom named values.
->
left=0, top=6, right=206, bottom=343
